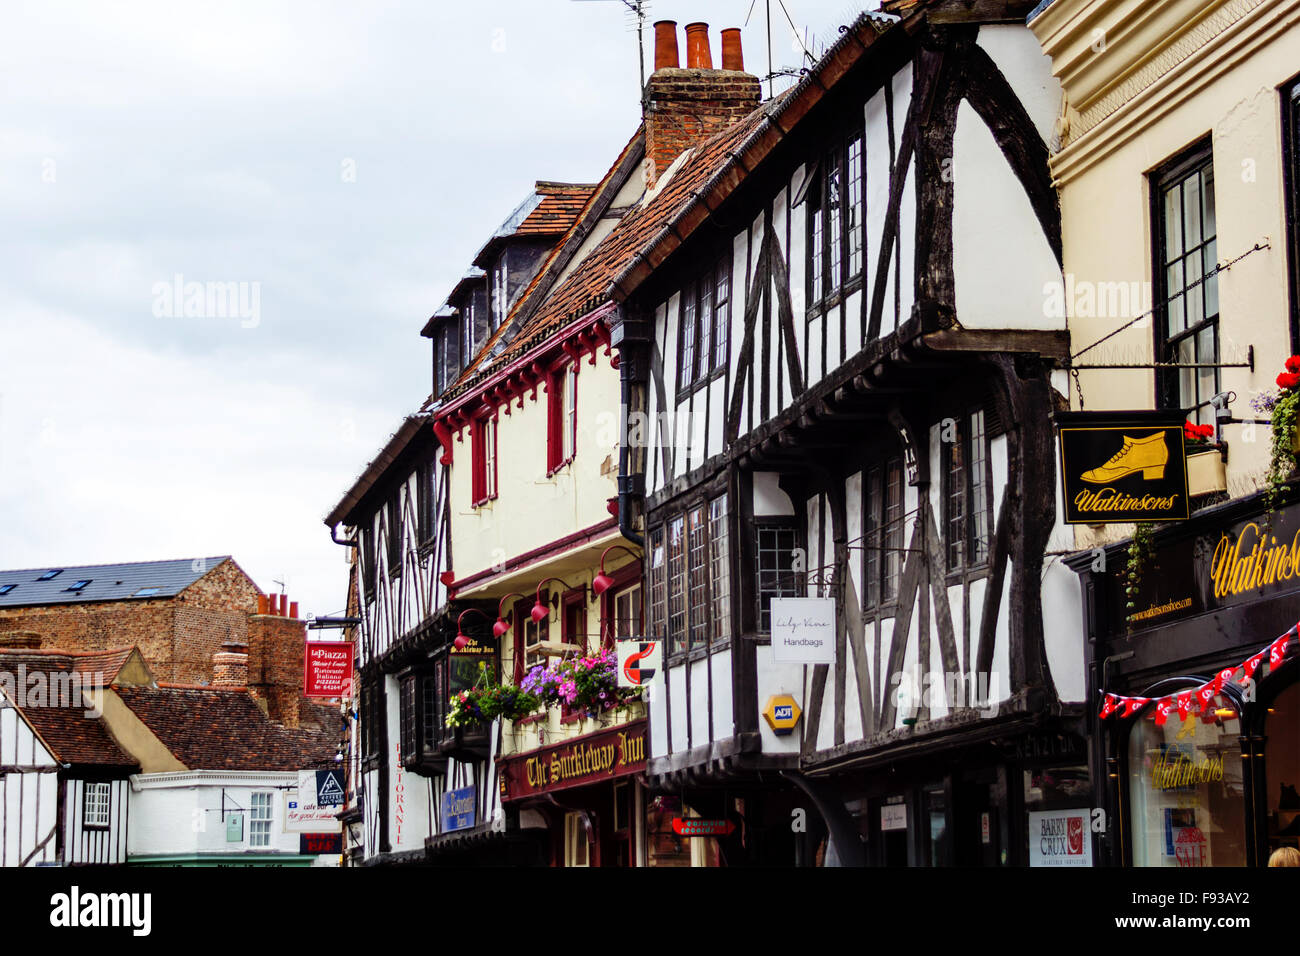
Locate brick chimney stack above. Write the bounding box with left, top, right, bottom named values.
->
left=643, top=21, right=761, bottom=188
left=246, top=592, right=304, bottom=728
left=212, top=640, right=249, bottom=688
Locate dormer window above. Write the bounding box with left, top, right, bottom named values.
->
left=462, top=304, right=474, bottom=365
left=491, top=261, right=507, bottom=332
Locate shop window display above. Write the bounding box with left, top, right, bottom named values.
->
left=1127, top=692, right=1246, bottom=867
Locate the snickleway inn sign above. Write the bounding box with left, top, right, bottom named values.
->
left=1056, top=411, right=1190, bottom=524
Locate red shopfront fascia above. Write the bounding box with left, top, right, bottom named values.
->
left=498, top=719, right=647, bottom=802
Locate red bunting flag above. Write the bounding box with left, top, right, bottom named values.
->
left=1196, top=681, right=1218, bottom=709
left=1217, top=667, right=1235, bottom=687
left=1098, top=694, right=1122, bottom=720
left=1270, top=632, right=1293, bottom=669
left=1176, top=692, right=1193, bottom=721
left=1242, top=651, right=1265, bottom=681
left=1153, top=698, right=1173, bottom=726
left=1121, top=697, right=1149, bottom=718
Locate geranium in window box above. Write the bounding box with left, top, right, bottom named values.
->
left=1256, top=356, right=1300, bottom=511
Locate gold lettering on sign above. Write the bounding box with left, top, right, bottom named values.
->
left=1073, top=488, right=1179, bottom=513
left=1210, top=523, right=1300, bottom=599
left=1150, top=751, right=1224, bottom=790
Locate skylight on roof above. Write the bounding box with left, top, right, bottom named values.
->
left=65, top=580, right=91, bottom=592
left=38, top=570, right=63, bottom=580
left=133, top=587, right=162, bottom=597
left=0, top=584, right=15, bottom=595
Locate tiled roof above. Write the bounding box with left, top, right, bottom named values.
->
left=421, top=128, right=643, bottom=410
left=0, top=556, right=232, bottom=608
left=429, top=105, right=775, bottom=407
left=0, top=647, right=138, bottom=685
left=0, top=650, right=139, bottom=768
left=515, top=182, right=598, bottom=237
left=115, top=685, right=337, bottom=772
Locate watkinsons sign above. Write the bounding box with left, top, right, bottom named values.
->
left=1056, top=411, right=1190, bottom=524
left=498, top=720, right=647, bottom=801
left=1107, top=500, right=1300, bottom=631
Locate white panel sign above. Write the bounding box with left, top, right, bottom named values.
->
left=771, top=598, right=836, bottom=663
left=1028, top=809, right=1092, bottom=867
left=881, top=804, right=907, bottom=832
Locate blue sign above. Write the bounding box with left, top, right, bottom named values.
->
left=775, top=705, right=793, bottom=720
left=441, top=786, right=477, bottom=833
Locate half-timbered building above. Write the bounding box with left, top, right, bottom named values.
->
left=607, top=0, right=1091, bottom=865
left=325, top=181, right=612, bottom=865
left=0, top=645, right=141, bottom=866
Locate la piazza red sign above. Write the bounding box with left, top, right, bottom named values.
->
left=498, top=720, right=647, bottom=801
left=304, top=641, right=353, bottom=697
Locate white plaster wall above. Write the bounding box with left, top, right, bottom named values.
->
left=953, top=100, right=1064, bottom=331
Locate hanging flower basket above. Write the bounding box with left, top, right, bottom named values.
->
left=1186, top=448, right=1226, bottom=497
left=1258, top=357, right=1300, bottom=511
left=521, top=648, right=643, bottom=719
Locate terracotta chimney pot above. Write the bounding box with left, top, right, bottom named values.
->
left=684, top=23, right=712, bottom=69
left=653, top=20, right=679, bottom=71
left=721, top=28, right=744, bottom=71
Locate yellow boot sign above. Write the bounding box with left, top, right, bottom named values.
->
left=1057, top=412, right=1191, bottom=524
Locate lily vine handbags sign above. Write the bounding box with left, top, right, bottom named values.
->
left=1056, top=411, right=1191, bottom=524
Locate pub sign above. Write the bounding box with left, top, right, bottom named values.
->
left=1056, top=411, right=1190, bottom=524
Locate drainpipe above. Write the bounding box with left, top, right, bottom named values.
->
left=616, top=329, right=644, bottom=547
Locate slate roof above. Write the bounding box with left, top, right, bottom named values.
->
left=0, top=649, right=139, bottom=768
left=426, top=102, right=777, bottom=409
left=0, top=556, right=231, bottom=608
left=114, top=685, right=337, bottom=772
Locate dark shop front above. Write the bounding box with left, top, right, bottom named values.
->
left=1070, top=491, right=1300, bottom=867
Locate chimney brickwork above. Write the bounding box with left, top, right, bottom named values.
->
left=644, top=21, right=761, bottom=187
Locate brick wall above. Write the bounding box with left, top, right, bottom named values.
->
left=246, top=613, right=307, bottom=729
left=643, top=69, right=761, bottom=184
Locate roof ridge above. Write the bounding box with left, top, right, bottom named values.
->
left=0, top=555, right=230, bottom=576
left=0, top=646, right=134, bottom=658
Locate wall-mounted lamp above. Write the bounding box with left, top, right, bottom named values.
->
left=591, top=544, right=641, bottom=596
left=455, top=608, right=493, bottom=650
left=493, top=592, right=525, bottom=637
left=532, top=577, right=584, bottom=623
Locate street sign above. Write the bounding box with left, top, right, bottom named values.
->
left=304, top=640, right=353, bottom=697
left=1056, top=411, right=1190, bottom=524
left=300, top=832, right=342, bottom=855
left=672, top=818, right=734, bottom=837
left=762, top=694, right=802, bottom=736
left=616, top=639, right=661, bottom=688
left=441, top=786, right=477, bottom=833
left=770, top=597, right=836, bottom=663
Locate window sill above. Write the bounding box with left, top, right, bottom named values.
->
left=471, top=495, right=498, bottom=510
left=514, top=712, right=545, bottom=727
left=84, top=823, right=110, bottom=832
left=546, top=456, right=576, bottom=479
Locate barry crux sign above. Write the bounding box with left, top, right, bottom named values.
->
left=617, top=639, right=660, bottom=689
left=1056, top=411, right=1191, bottom=524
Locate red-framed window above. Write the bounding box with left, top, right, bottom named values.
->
left=560, top=588, right=588, bottom=722
left=471, top=413, right=498, bottom=506
left=512, top=596, right=548, bottom=684
left=547, top=360, right=578, bottom=473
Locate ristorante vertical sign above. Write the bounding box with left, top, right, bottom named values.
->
left=1056, top=411, right=1190, bottom=524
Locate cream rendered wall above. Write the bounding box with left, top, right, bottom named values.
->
left=448, top=358, right=621, bottom=580
left=1033, top=0, right=1300, bottom=549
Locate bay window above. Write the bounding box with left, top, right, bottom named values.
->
left=647, top=493, right=731, bottom=656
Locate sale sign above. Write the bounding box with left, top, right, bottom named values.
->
left=304, top=640, right=353, bottom=697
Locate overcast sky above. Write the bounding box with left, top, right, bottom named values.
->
left=0, top=0, right=882, bottom=619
